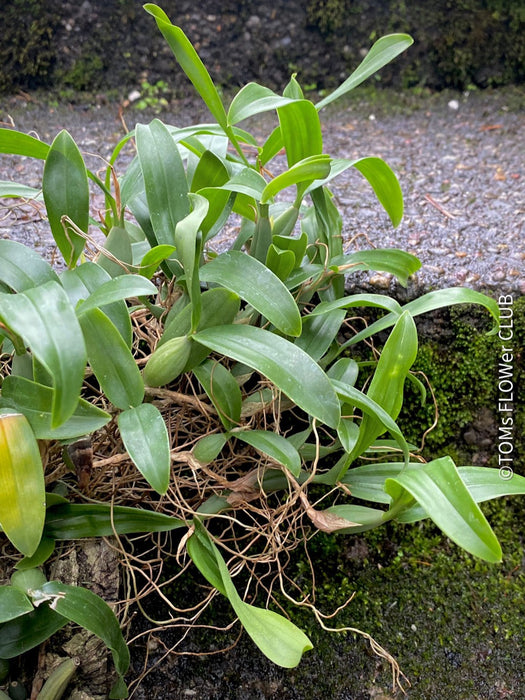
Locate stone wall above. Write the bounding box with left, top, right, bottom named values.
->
left=1, top=0, right=524, bottom=95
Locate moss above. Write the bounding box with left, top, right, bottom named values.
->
left=307, top=0, right=525, bottom=89
left=397, top=298, right=525, bottom=467
left=0, top=0, right=60, bottom=93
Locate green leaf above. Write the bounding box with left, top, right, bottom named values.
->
left=345, top=287, right=501, bottom=348
left=385, top=456, right=502, bottom=563
left=295, top=308, right=345, bottom=361
left=0, top=181, right=42, bottom=199
left=31, top=581, right=129, bottom=698
left=277, top=99, right=323, bottom=167
left=271, top=206, right=300, bottom=239
left=143, top=335, right=193, bottom=387
left=44, top=503, right=185, bottom=540
left=200, top=251, right=302, bottom=336
left=309, top=293, right=402, bottom=318
left=190, top=150, right=231, bottom=238
left=331, top=248, right=421, bottom=286
left=316, top=34, right=414, bottom=110
left=136, top=119, right=189, bottom=247
left=265, top=245, right=296, bottom=282
left=193, top=433, right=228, bottom=464
left=160, top=288, right=240, bottom=365
left=0, top=605, right=67, bottom=659
left=194, top=359, right=242, bottom=430
left=350, top=157, right=404, bottom=227
left=330, top=379, right=409, bottom=471
left=0, top=411, right=45, bottom=557
left=75, top=274, right=157, bottom=315
left=397, top=467, right=525, bottom=523
left=187, top=522, right=312, bottom=667
left=175, top=193, right=209, bottom=329
left=15, top=537, right=56, bottom=571
left=305, top=157, right=404, bottom=228
left=60, top=262, right=133, bottom=347
left=0, top=375, right=110, bottom=440
left=43, top=130, right=89, bottom=266
left=194, top=325, right=341, bottom=429
left=261, top=155, right=331, bottom=203
left=0, top=127, right=49, bottom=159
left=0, top=240, right=59, bottom=292
left=326, top=358, right=359, bottom=386
left=234, top=430, right=301, bottom=477
left=337, top=418, right=359, bottom=454
left=323, top=504, right=387, bottom=533
left=0, top=587, right=33, bottom=623
left=228, top=83, right=295, bottom=125
left=345, top=311, right=417, bottom=469
left=0, top=281, right=87, bottom=427
left=118, top=404, right=171, bottom=495
left=341, top=462, right=420, bottom=504
left=138, top=244, right=177, bottom=278
left=219, top=167, right=267, bottom=201
left=96, top=225, right=133, bottom=278
left=79, top=308, right=144, bottom=410
left=144, top=5, right=228, bottom=130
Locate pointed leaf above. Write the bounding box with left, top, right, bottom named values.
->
left=261, top=155, right=331, bottom=203
left=228, top=83, right=295, bottom=124
left=0, top=127, right=49, bottom=159
left=385, top=456, right=502, bottom=563
left=345, top=311, right=417, bottom=469
left=0, top=587, right=33, bottom=623
left=144, top=5, right=228, bottom=130
left=194, top=325, right=340, bottom=429
left=331, top=248, right=421, bottom=286
left=316, top=34, right=414, bottom=110
left=136, top=119, right=189, bottom=246
left=79, top=308, right=144, bottom=410
left=0, top=375, right=110, bottom=440
left=200, top=251, right=301, bottom=336
left=193, top=433, right=228, bottom=464
left=44, top=503, right=185, bottom=540
left=175, top=193, right=209, bottom=328
left=194, top=359, right=242, bottom=430
left=43, top=130, right=89, bottom=266
left=277, top=99, right=323, bottom=167
left=305, top=157, right=404, bottom=227
left=295, top=308, right=345, bottom=361
left=0, top=411, right=45, bottom=557
left=330, top=379, right=409, bottom=467
left=234, top=430, right=301, bottom=477
left=346, top=287, right=500, bottom=347
left=118, top=404, right=171, bottom=495
left=31, top=581, right=129, bottom=698
left=187, top=523, right=312, bottom=667
left=0, top=605, right=67, bottom=659
left=397, top=467, right=525, bottom=523
left=0, top=281, right=86, bottom=426
left=0, top=240, right=58, bottom=292
left=75, top=274, right=157, bottom=315
left=60, top=262, right=133, bottom=347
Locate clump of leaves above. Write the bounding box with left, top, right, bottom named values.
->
left=0, top=4, right=524, bottom=698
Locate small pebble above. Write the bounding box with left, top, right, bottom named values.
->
left=448, top=99, right=459, bottom=110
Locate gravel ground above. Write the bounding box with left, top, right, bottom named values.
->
left=1, top=87, right=523, bottom=297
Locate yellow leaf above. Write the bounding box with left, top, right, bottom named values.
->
left=0, top=411, right=45, bottom=556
